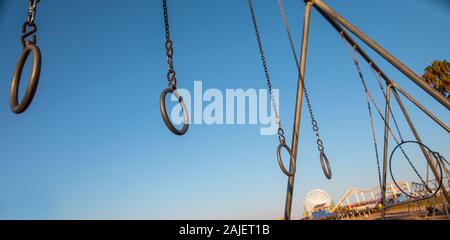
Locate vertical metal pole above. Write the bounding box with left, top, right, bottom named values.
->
left=284, top=1, right=312, bottom=220
left=381, top=85, right=392, bottom=219
left=439, top=159, right=450, bottom=189
left=311, top=0, right=450, bottom=110
left=391, top=88, right=450, bottom=205
left=437, top=156, right=450, bottom=188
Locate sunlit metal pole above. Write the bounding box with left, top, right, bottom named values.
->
left=316, top=8, right=450, bottom=134
left=380, top=85, right=392, bottom=219
left=317, top=10, right=450, bottom=134
left=315, top=3, right=450, bottom=215
left=311, top=0, right=450, bottom=110
left=284, top=0, right=312, bottom=220
left=391, top=83, right=450, bottom=134
left=391, top=88, right=450, bottom=205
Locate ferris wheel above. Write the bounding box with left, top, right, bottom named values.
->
left=304, top=189, right=332, bottom=213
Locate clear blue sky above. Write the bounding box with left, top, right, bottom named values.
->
left=0, top=0, right=449, bottom=219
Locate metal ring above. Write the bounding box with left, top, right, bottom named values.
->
left=320, top=151, right=332, bottom=179
left=10, top=40, right=41, bottom=114
left=389, top=141, right=443, bottom=200
left=159, top=85, right=189, bottom=136
left=277, top=142, right=296, bottom=177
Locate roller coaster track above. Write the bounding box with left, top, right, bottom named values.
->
left=331, top=177, right=450, bottom=213
left=331, top=181, right=410, bottom=212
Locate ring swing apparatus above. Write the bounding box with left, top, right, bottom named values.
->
left=2, top=0, right=447, bottom=221
left=9, top=0, right=41, bottom=114
left=340, top=35, right=446, bottom=202
left=277, top=0, right=332, bottom=180
left=389, top=141, right=445, bottom=200
left=340, top=35, right=443, bottom=202
left=247, top=0, right=296, bottom=177
left=279, top=0, right=450, bottom=220
left=159, top=0, right=189, bottom=136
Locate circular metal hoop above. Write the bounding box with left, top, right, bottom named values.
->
left=389, top=141, right=443, bottom=200
left=10, top=41, right=41, bottom=114
left=159, top=86, right=189, bottom=136
left=320, top=151, right=332, bottom=179
left=277, top=142, right=296, bottom=177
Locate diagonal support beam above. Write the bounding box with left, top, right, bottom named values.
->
left=391, top=88, right=450, bottom=206
left=316, top=7, right=450, bottom=133
left=310, top=0, right=450, bottom=110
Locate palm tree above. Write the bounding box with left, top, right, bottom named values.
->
left=422, top=60, right=450, bottom=99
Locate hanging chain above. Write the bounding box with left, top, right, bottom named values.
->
left=163, top=0, right=177, bottom=89
left=367, top=97, right=383, bottom=191
left=338, top=32, right=383, bottom=190
left=368, top=64, right=405, bottom=143
left=21, top=0, right=40, bottom=46
left=340, top=34, right=431, bottom=194
left=248, top=0, right=286, bottom=144
left=339, top=33, right=383, bottom=191
left=389, top=141, right=444, bottom=200
left=278, top=0, right=325, bottom=153
left=160, top=0, right=189, bottom=136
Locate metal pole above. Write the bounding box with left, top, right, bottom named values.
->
left=381, top=85, right=392, bottom=219
left=311, top=0, right=450, bottom=110
left=316, top=10, right=450, bottom=134
left=284, top=1, right=312, bottom=220
left=441, top=162, right=450, bottom=188
left=391, top=88, right=450, bottom=205
left=391, top=83, right=450, bottom=134
left=317, top=6, right=450, bottom=208
left=315, top=8, right=392, bottom=86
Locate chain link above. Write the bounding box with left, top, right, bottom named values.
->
left=248, top=0, right=285, bottom=143
left=162, top=0, right=177, bottom=88
left=368, top=64, right=405, bottom=143
left=340, top=34, right=432, bottom=194
left=26, top=0, right=39, bottom=26
left=338, top=33, right=383, bottom=191
left=21, top=0, right=40, bottom=47
left=390, top=141, right=444, bottom=199
left=278, top=0, right=326, bottom=154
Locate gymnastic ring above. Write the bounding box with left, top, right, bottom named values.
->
left=320, top=151, right=332, bottom=179
left=159, top=85, right=189, bottom=136
left=277, top=142, right=296, bottom=177
left=389, top=141, right=443, bottom=199
left=9, top=40, right=41, bottom=114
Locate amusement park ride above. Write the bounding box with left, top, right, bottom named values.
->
left=5, top=0, right=449, bottom=220
left=304, top=177, right=450, bottom=220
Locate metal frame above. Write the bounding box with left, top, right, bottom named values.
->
left=285, top=0, right=450, bottom=220
left=284, top=1, right=312, bottom=220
